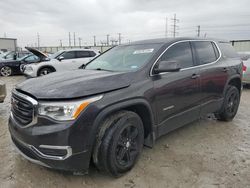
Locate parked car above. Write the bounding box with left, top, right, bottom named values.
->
left=242, top=59, right=250, bottom=86
left=23, top=48, right=100, bottom=77
left=238, top=52, right=250, bottom=86
left=0, top=54, right=42, bottom=76
left=0, top=51, right=31, bottom=60
left=9, top=38, right=242, bottom=177
left=0, top=81, right=6, bottom=103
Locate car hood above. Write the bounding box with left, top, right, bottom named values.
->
left=25, top=47, right=48, bottom=60
left=16, top=70, right=132, bottom=99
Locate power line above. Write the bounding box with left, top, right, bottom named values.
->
left=78, top=37, right=82, bottom=47
left=37, top=33, right=40, bottom=49
left=165, top=16, right=168, bottom=38
left=68, top=32, right=71, bottom=47
left=73, top=32, right=76, bottom=46
left=118, top=33, right=121, bottom=45
left=93, top=35, right=96, bottom=46
left=106, top=34, right=110, bottom=46
left=197, top=25, right=201, bottom=37
left=171, top=14, right=179, bottom=38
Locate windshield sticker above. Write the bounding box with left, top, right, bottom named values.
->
left=133, top=49, right=154, bottom=54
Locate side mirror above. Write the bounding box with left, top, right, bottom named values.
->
left=154, top=60, right=181, bottom=74
left=58, top=56, right=64, bottom=61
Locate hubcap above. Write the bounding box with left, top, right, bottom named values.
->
left=226, top=91, right=238, bottom=114
left=116, top=125, right=139, bottom=167
left=1, top=66, right=11, bottom=76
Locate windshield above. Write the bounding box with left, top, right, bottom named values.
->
left=49, top=50, right=64, bottom=59
left=85, top=44, right=162, bottom=72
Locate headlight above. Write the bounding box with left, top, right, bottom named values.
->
left=25, top=65, right=33, bottom=72
left=38, top=95, right=103, bottom=121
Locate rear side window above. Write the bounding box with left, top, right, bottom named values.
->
left=76, top=51, right=91, bottom=58
left=193, top=41, right=217, bottom=65
left=160, top=42, right=193, bottom=69
left=218, top=42, right=238, bottom=58
left=89, top=51, right=96, bottom=57
left=61, top=51, right=76, bottom=59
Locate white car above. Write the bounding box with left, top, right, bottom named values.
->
left=238, top=52, right=250, bottom=86
left=23, top=48, right=100, bottom=77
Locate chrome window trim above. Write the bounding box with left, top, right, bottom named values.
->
left=11, top=89, right=38, bottom=128
left=150, top=39, right=222, bottom=76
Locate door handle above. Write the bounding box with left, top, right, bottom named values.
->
left=222, top=67, right=229, bottom=72
left=191, top=74, right=200, bottom=79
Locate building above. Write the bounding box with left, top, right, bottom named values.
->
left=231, top=40, right=250, bottom=52
left=0, top=38, right=17, bottom=52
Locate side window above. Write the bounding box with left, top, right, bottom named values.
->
left=193, top=41, right=217, bottom=65
left=61, top=51, right=76, bottom=59
left=89, top=51, right=96, bottom=57
left=25, top=55, right=39, bottom=62
left=76, top=51, right=91, bottom=58
left=160, top=42, right=193, bottom=69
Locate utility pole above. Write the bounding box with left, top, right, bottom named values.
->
left=73, top=32, right=76, bottom=46
left=60, top=40, right=62, bottom=47
left=106, top=34, right=110, bottom=46
left=197, top=25, right=201, bottom=37
left=118, top=33, right=121, bottom=45
left=93, top=35, right=96, bottom=46
left=37, top=33, right=40, bottom=49
left=78, top=37, right=82, bottom=47
left=69, top=32, right=71, bottom=47
left=165, top=16, right=168, bottom=38
left=171, top=14, right=179, bottom=38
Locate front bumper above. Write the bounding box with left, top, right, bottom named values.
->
left=9, top=114, right=93, bottom=173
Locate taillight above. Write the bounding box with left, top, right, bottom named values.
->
left=243, top=64, right=247, bottom=72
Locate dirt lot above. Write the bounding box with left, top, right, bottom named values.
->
left=0, top=76, right=249, bottom=188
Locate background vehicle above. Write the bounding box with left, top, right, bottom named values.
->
left=0, top=81, right=6, bottom=102
left=9, top=38, right=242, bottom=177
left=0, top=54, right=41, bottom=76
left=238, top=52, right=250, bottom=86
left=23, top=48, right=100, bottom=77
left=0, top=51, right=31, bottom=60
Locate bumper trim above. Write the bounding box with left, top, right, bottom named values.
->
left=13, top=136, right=73, bottom=161
left=12, top=140, right=51, bottom=168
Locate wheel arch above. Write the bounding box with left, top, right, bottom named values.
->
left=224, top=75, right=242, bottom=96
left=37, top=65, right=56, bottom=76
left=90, top=98, right=156, bottom=163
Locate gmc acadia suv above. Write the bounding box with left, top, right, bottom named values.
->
left=9, top=38, right=242, bottom=177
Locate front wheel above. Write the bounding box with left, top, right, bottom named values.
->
left=0, top=66, right=12, bottom=77
left=215, top=85, right=240, bottom=121
left=38, top=67, right=54, bottom=76
left=94, top=111, right=144, bottom=177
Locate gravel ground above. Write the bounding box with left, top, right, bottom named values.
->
left=0, top=76, right=249, bottom=188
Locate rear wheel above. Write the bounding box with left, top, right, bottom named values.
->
left=0, top=66, right=12, bottom=77
left=94, top=111, right=144, bottom=177
left=215, top=85, right=240, bottom=121
left=38, top=67, right=54, bottom=76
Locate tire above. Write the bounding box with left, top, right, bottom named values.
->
left=0, top=66, right=12, bottom=77
left=38, top=67, right=54, bottom=76
left=215, top=85, right=240, bottom=121
left=94, top=111, right=144, bottom=177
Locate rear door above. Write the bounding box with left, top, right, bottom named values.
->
left=152, top=41, right=201, bottom=136
left=192, top=41, right=229, bottom=115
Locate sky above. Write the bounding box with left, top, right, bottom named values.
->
left=0, top=0, right=250, bottom=48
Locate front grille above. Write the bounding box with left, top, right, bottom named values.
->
left=11, top=91, right=36, bottom=127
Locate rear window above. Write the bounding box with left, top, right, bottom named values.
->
left=218, top=42, right=238, bottom=58
left=193, top=41, right=217, bottom=65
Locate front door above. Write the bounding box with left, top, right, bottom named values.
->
left=152, top=41, right=200, bottom=137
